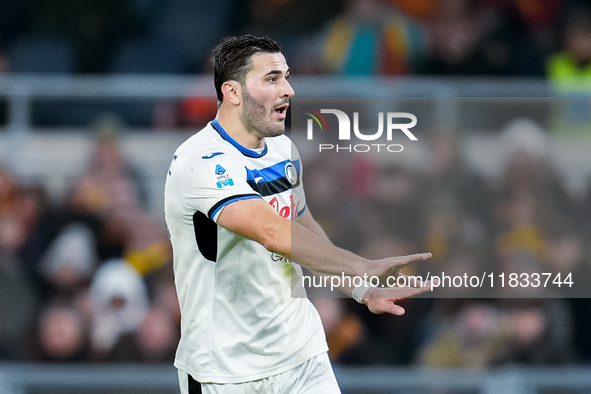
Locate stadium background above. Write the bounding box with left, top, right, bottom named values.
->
left=1, top=0, right=591, bottom=392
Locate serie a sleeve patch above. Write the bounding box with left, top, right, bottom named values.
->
left=211, top=163, right=234, bottom=188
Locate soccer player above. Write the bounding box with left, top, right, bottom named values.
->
left=164, top=35, right=432, bottom=394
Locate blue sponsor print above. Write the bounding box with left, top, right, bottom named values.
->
left=216, top=179, right=234, bottom=188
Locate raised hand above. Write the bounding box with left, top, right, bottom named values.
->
left=369, top=253, right=432, bottom=284
left=362, top=280, right=435, bottom=316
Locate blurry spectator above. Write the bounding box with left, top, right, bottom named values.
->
left=548, top=7, right=591, bottom=92
left=301, top=150, right=358, bottom=248
left=35, top=304, right=87, bottom=362
left=0, top=249, right=38, bottom=360
left=110, top=307, right=178, bottom=363
left=179, top=96, right=218, bottom=129
left=313, top=298, right=365, bottom=363
left=319, top=0, right=426, bottom=75
left=149, top=268, right=182, bottom=325
left=88, top=259, right=148, bottom=359
left=337, top=234, right=434, bottom=365
left=548, top=225, right=591, bottom=361
left=239, top=0, right=344, bottom=68
left=59, top=115, right=149, bottom=261
left=548, top=229, right=585, bottom=275
left=494, top=119, right=574, bottom=262
left=547, top=7, right=591, bottom=134
left=418, top=299, right=572, bottom=367
left=152, top=100, right=181, bottom=129
left=419, top=301, right=503, bottom=368
left=243, top=0, right=344, bottom=37
left=135, top=308, right=177, bottom=362
left=478, top=0, right=553, bottom=76
left=423, top=0, right=494, bottom=74
left=14, top=186, right=60, bottom=283
left=421, top=0, right=544, bottom=75
left=496, top=192, right=548, bottom=260
left=87, top=115, right=147, bottom=210
left=419, top=129, right=493, bottom=269
left=0, top=167, right=40, bottom=359
left=0, top=167, right=28, bottom=256
left=371, top=165, right=423, bottom=247
left=494, top=299, right=573, bottom=364
left=37, top=223, right=97, bottom=299
left=124, top=212, right=171, bottom=276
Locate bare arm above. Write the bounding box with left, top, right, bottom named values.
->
left=218, top=199, right=431, bottom=306
left=217, top=198, right=432, bottom=283
left=217, top=198, right=374, bottom=277
left=296, top=208, right=434, bottom=316
left=218, top=199, right=434, bottom=316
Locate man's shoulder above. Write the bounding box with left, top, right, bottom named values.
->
left=177, top=122, right=237, bottom=158
left=170, top=124, right=246, bottom=180
left=179, top=123, right=218, bottom=149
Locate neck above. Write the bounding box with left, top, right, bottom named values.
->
left=215, top=108, right=265, bottom=150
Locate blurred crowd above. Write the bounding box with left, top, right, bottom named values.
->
left=0, top=117, right=178, bottom=363
left=0, top=0, right=590, bottom=80
left=3, top=0, right=591, bottom=129
left=1, top=113, right=591, bottom=368
left=1, top=0, right=591, bottom=370
left=306, top=118, right=591, bottom=367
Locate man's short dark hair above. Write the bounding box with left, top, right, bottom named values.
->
left=212, top=35, right=281, bottom=103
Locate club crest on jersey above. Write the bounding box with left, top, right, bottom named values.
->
left=285, top=162, right=298, bottom=186
left=211, top=164, right=234, bottom=188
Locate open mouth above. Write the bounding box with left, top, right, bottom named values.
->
left=274, top=104, right=289, bottom=117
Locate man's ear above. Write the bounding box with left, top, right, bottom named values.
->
left=221, top=81, right=241, bottom=106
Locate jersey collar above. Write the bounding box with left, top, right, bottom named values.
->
left=211, top=119, right=268, bottom=158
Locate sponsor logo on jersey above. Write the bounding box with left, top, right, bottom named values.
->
left=271, top=252, right=292, bottom=264
left=216, top=179, right=234, bottom=188
left=269, top=194, right=299, bottom=220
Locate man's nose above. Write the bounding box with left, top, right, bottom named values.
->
left=282, top=79, right=295, bottom=98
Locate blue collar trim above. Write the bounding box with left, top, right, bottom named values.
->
left=211, top=119, right=268, bottom=158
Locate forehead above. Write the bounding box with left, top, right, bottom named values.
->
left=247, top=52, right=288, bottom=76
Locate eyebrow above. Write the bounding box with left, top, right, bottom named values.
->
left=265, top=68, right=290, bottom=77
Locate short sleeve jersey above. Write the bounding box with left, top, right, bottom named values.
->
left=164, top=120, right=328, bottom=384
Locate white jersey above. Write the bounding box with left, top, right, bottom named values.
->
left=164, top=120, right=328, bottom=384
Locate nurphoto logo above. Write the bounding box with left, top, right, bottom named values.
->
left=303, top=108, right=418, bottom=153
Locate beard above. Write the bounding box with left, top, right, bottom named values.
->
left=241, top=87, right=286, bottom=138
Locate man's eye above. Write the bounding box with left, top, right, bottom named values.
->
left=268, top=76, right=277, bottom=82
